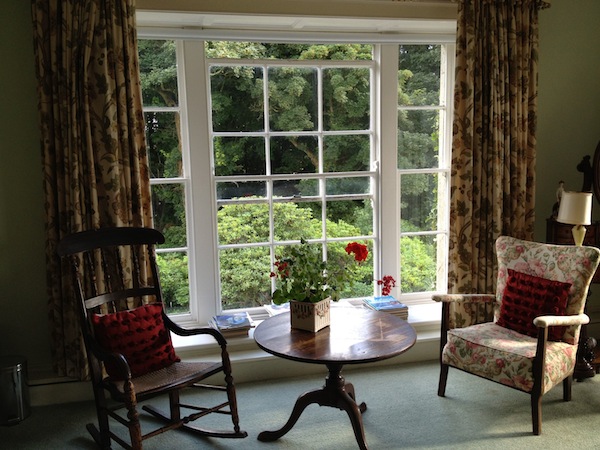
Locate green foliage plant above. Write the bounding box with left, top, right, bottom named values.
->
left=270, top=239, right=369, bottom=304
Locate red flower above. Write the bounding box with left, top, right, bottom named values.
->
left=274, top=260, right=290, bottom=279
left=377, top=275, right=396, bottom=296
left=345, top=242, right=369, bottom=262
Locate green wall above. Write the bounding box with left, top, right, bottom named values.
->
left=1, top=0, right=599, bottom=380
left=537, top=0, right=600, bottom=232
left=537, top=0, right=600, bottom=334
left=0, top=0, right=50, bottom=376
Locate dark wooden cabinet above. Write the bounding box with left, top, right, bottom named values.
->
left=546, top=218, right=600, bottom=283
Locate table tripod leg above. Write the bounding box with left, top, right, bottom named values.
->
left=344, top=382, right=367, bottom=413
left=338, top=390, right=368, bottom=450
left=257, top=389, right=323, bottom=442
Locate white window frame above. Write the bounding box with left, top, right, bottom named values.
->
left=138, top=19, right=455, bottom=326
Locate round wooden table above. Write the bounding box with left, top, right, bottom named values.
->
left=254, top=306, right=417, bottom=449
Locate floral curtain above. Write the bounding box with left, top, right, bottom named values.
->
left=448, top=0, right=550, bottom=295
left=31, top=0, right=152, bottom=379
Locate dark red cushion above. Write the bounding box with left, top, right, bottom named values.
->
left=497, top=269, right=571, bottom=341
left=91, top=303, right=180, bottom=379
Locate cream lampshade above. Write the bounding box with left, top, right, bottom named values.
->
left=556, top=191, right=593, bottom=246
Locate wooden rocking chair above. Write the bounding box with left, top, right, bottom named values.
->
left=57, top=227, right=247, bottom=449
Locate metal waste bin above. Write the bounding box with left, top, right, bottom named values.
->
left=0, top=355, right=31, bottom=425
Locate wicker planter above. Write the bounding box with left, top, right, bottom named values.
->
left=290, top=298, right=331, bottom=332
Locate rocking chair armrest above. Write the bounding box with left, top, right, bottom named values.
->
left=166, top=318, right=228, bottom=347
left=88, top=339, right=133, bottom=379
left=432, top=293, right=496, bottom=303
left=533, top=313, right=590, bottom=328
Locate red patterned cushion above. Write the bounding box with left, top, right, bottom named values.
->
left=91, top=303, right=180, bottom=379
left=497, top=269, right=571, bottom=341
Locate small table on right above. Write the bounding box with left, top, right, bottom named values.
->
left=254, top=307, right=417, bottom=450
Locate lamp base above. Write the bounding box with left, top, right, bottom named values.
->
left=572, top=225, right=587, bottom=246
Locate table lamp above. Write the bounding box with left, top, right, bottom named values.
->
left=556, top=191, right=593, bottom=246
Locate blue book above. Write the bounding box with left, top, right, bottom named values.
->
left=211, top=312, right=253, bottom=330
left=363, top=296, right=407, bottom=311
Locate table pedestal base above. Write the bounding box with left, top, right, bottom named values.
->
left=257, top=363, right=369, bottom=449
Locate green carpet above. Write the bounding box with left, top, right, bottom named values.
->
left=3, top=360, right=600, bottom=449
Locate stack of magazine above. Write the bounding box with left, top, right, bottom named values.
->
left=209, top=311, right=254, bottom=337
left=362, top=295, right=408, bottom=320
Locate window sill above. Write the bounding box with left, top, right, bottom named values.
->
left=172, top=301, right=441, bottom=360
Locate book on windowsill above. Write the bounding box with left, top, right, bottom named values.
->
left=362, top=296, right=408, bottom=319
left=209, top=311, right=254, bottom=336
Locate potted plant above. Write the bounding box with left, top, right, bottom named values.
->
left=269, top=238, right=369, bottom=331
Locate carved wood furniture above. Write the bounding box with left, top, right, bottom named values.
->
left=254, top=307, right=416, bottom=450
left=57, top=227, right=247, bottom=450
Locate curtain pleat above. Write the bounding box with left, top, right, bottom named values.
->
left=31, top=0, right=152, bottom=379
left=448, top=0, right=548, bottom=294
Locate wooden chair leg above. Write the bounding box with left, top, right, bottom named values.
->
left=438, top=363, right=449, bottom=397
left=224, top=371, right=244, bottom=434
left=531, top=392, right=542, bottom=436
left=170, top=390, right=181, bottom=422
left=563, top=376, right=572, bottom=401
left=123, top=381, right=143, bottom=450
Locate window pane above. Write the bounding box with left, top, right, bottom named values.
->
left=220, top=246, right=271, bottom=309
left=217, top=203, right=270, bottom=244
left=206, top=42, right=373, bottom=61
left=273, top=202, right=322, bottom=241
left=398, top=109, right=440, bottom=170
left=214, top=136, right=265, bottom=176
left=400, top=235, right=436, bottom=293
left=271, top=136, right=318, bottom=174
left=326, top=177, right=370, bottom=196
left=157, top=252, right=189, bottom=315
left=398, top=45, right=441, bottom=107
left=324, top=135, right=370, bottom=172
left=139, top=40, right=178, bottom=107
left=326, top=199, right=373, bottom=237
left=217, top=182, right=266, bottom=200
left=145, top=111, right=182, bottom=178
left=151, top=184, right=187, bottom=248
left=269, top=67, right=317, bottom=132
left=210, top=66, right=264, bottom=132
left=323, top=68, right=370, bottom=131
left=273, top=179, right=319, bottom=198
left=400, top=173, right=439, bottom=231
left=206, top=41, right=268, bottom=59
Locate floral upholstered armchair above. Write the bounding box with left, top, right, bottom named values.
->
left=433, top=236, right=600, bottom=435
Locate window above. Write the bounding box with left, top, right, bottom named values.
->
left=138, top=19, right=454, bottom=326
left=209, top=45, right=376, bottom=312
left=396, top=44, right=452, bottom=300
